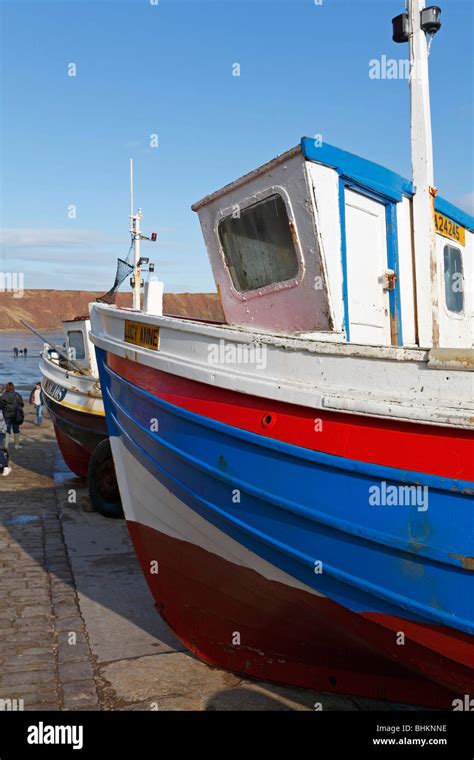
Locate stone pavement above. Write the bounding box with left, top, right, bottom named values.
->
left=0, top=410, right=412, bottom=711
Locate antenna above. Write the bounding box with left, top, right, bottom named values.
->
left=129, top=158, right=142, bottom=310
left=130, top=158, right=134, bottom=219
left=128, top=159, right=157, bottom=311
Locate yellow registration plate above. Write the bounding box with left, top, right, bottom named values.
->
left=124, top=320, right=160, bottom=351
left=434, top=211, right=465, bottom=246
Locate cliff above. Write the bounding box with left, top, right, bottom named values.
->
left=0, top=290, right=225, bottom=330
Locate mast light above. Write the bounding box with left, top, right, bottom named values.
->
left=392, top=5, right=441, bottom=44
left=420, top=6, right=441, bottom=36
left=392, top=13, right=409, bottom=43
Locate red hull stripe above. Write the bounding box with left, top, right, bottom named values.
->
left=107, top=354, right=473, bottom=480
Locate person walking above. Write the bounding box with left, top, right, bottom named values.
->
left=30, top=382, right=43, bottom=426
left=13, top=347, right=18, bottom=358
left=24, top=347, right=28, bottom=357
left=0, top=383, right=25, bottom=450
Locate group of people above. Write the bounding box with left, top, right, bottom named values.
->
left=0, top=382, right=43, bottom=478
left=13, top=347, right=28, bottom=357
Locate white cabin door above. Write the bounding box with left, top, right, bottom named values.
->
left=344, top=189, right=391, bottom=346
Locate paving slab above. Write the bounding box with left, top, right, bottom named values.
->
left=99, top=653, right=360, bottom=711
left=57, top=496, right=183, bottom=663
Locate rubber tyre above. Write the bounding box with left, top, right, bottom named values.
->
left=87, top=439, right=124, bottom=519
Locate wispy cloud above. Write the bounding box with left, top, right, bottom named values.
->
left=0, top=227, right=180, bottom=264
left=0, top=229, right=126, bottom=269
left=0, top=227, right=200, bottom=290
left=0, top=228, right=122, bottom=250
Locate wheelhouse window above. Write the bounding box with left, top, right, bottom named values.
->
left=218, top=193, right=299, bottom=292
left=67, top=330, right=86, bottom=360
left=443, top=245, right=464, bottom=313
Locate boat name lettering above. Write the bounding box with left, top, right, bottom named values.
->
left=434, top=211, right=465, bottom=246
left=124, top=320, right=160, bottom=351
left=43, top=379, right=67, bottom=402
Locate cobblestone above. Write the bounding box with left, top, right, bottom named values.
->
left=0, top=410, right=99, bottom=711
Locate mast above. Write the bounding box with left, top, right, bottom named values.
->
left=129, top=158, right=143, bottom=311
left=407, top=0, right=440, bottom=347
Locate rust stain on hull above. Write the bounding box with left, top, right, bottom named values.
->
left=428, top=348, right=474, bottom=371
left=449, top=553, right=474, bottom=571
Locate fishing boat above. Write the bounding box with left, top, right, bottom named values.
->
left=38, top=317, right=123, bottom=517
left=89, top=2, right=473, bottom=706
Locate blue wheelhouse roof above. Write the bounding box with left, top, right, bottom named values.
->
left=301, top=137, right=474, bottom=232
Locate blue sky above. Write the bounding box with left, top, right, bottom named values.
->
left=1, top=0, right=472, bottom=293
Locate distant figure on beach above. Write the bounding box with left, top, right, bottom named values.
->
left=0, top=382, right=25, bottom=450
left=30, top=382, right=43, bottom=426
left=24, top=347, right=28, bottom=357
left=13, top=347, right=18, bottom=358
left=0, top=418, right=11, bottom=477
left=19, top=350, right=23, bottom=356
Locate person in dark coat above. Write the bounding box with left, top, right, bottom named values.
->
left=0, top=382, right=24, bottom=450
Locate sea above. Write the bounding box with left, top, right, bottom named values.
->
left=0, top=331, right=63, bottom=399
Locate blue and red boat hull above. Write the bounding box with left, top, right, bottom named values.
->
left=96, top=348, right=474, bottom=706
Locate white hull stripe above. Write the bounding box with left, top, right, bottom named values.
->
left=111, top=436, right=322, bottom=597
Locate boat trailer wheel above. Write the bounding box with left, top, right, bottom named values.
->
left=87, top=439, right=124, bottom=519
